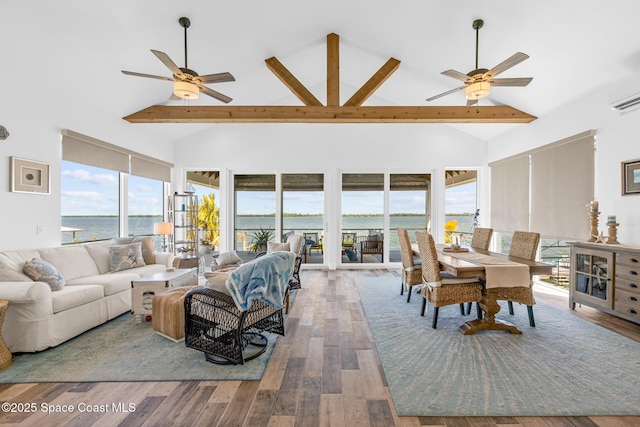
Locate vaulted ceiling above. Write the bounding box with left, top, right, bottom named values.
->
left=6, top=1, right=640, bottom=142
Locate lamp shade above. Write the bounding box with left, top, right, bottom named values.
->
left=173, top=81, right=199, bottom=99
left=465, top=81, right=491, bottom=100
left=153, top=222, right=173, bottom=235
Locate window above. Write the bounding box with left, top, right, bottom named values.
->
left=389, top=174, right=431, bottom=262
left=444, top=170, right=478, bottom=245
left=341, top=174, right=384, bottom=264
left=61, top=161, right=119, bottom=243
left=234, top=174, right=276, bottom=254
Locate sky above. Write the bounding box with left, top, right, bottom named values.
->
left=61, top=162, right=477, bottom=216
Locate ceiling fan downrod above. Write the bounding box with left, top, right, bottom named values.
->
left=472, top=19, right=483, bottom=71
left=179, top=17, right=191, bottom=69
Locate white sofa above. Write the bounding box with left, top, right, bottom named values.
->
left=0, top=238, right=174, bottom=353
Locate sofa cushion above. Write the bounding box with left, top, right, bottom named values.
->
left=0, top=259, right=32, bottom=282
left=39, top=246, right=100, bottom=281
left=109, top=242, right=146, bottom=272
left=51, top=284, right=104, bottom=313
left=23, top=258, right=66, bottom=291
left=114, top=236, right=155, bottom=265
left=67, top=273, right=138, bottom=296
left=84, top=239, right=114, bottom=274
left=0, top=249, right=43, bottom=273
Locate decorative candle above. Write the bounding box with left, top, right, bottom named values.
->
left=607, top=215, right=616, bottom=224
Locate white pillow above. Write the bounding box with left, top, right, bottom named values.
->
left=267, top=242, right=290, bottom=253
left=108, top=242, right=146, bottom=272
left=213, top=250, right=242, bottom=270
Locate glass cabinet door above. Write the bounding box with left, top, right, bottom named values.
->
left=572, top=249, right=613, bottom=309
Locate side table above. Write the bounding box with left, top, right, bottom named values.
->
left=0, top=300, right=12, bottom=370
left=131, top=268, right=198, bottom=323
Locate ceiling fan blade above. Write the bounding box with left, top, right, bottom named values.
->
left=490, top=77, right=533, bottom=87
left=441, top=69, right=470, bottom=82
left=485, top=52, right=529, bottom=78
left=199, top=85, right=232, bottom=103
left=426, top=85, right=467, bottom=102
left=195, top=72, right=236, bottom=84
left=151, top=49, right=184, bottom=78
left=121, top=70, right=174, bottom=81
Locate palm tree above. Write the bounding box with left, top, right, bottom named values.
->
left=198, top=193, right=220, bottom=248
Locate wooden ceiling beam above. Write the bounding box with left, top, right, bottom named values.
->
left=326, top=33, right=340, bottom=106
left=344, top=58, right=401, bottom=106
left=265, top=57, right=322, bottom=106
left=123, top=105, right=537, bottom=124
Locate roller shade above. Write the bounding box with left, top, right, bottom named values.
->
left=490, top=155, right=530, bottom=232
left=530, top=131, right=595, bottom=240
left=61, top=129, right=173, bottom=181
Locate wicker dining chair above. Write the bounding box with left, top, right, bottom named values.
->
left=470, top=227, right=493, bottom=250
left=495, top=231, right=540, bottom=327
left=397, top=228, right=422, bottom=302
left=466, top=227, right=493, bottom=314
left=416, top=231, right=483, bottom=329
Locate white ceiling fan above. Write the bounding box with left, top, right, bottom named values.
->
left=122, top=17, right=235, bottom=103
left=426, top=19, right=532, bottom=106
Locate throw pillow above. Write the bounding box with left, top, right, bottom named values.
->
left=108, top=242, right=146, bottom=272
left=267, top=242, right=290, bottom=253
left=23, top=258, right=65, bottom=291
left=213, top=250, right=242, bottom=270
left=114, top=236, right=155, bottom=265
left=345, top=249, right=358, bottom=261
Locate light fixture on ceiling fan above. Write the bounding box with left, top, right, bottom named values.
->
left=121, top=17, right=235, bottom=103
left=426, top=18, right=533, bottom=106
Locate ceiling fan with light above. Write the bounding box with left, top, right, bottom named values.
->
left=122, top=17, right=235, bottom=103
left=426, top=19, right=532, bottom=106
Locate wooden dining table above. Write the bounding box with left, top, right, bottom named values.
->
left=412, top=244, right=553, bottom=335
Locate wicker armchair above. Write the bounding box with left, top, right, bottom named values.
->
left=494, top=231, right=540, bottom=327
left=416, top=231, right=483, bottom=329
left=470, top=227, right=493, bottom=250
left=397, top=228, right=422, bottom=302
left=184, top=288, right=286, bottom=365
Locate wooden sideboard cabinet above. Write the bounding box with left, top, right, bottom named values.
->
left=569, top=242, right=640, bottom=324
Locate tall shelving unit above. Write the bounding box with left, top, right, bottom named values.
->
left=168, top=193, right=198, bottom=260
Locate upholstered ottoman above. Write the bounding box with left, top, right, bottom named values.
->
left=152, top=285, right=201, bottom=341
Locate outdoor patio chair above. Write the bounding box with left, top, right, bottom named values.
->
left=416, top=231, right=482, bottom=329
left=303, top=232, right=323, bottom=262
left=397, top=228, right=422, bottom=302
left=359, top=232, right=383, bottom=263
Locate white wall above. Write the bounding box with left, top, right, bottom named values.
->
left=489, top=81, right=640, bottom=245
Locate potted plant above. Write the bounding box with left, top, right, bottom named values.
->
left=249, top=228, right=275, bottom=254
left=198, top=239, right=212, bottom=254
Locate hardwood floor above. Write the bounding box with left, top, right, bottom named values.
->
left=1, top=269, right=639, bottom=426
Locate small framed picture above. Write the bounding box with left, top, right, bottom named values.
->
left=622, top=158, right=640, bottom=195
left=10, top=157, right=51, bottom=195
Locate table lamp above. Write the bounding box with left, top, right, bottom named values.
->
left=153, top=222, right=173, bottom=252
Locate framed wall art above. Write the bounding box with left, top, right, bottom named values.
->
left=622, top=158, right=640, bottom=195
left=10, top=157, right=51, bottom=195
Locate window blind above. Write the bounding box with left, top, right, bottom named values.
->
left=61, top=129, right=173, bottom=181
left=530, top=131, right=595, bottom=240
left=490, top=155, right=530, bottom=232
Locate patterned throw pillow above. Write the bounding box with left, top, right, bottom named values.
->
left=23, top=258, right=65, bottom=291
left=212, top=250, right=242, bottom=270
left=108, top=242, right=146, bottom=272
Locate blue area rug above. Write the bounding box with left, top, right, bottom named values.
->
left=1, top=313, right=279, bottom=383
left=356, top=277, right=640, bottom=417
